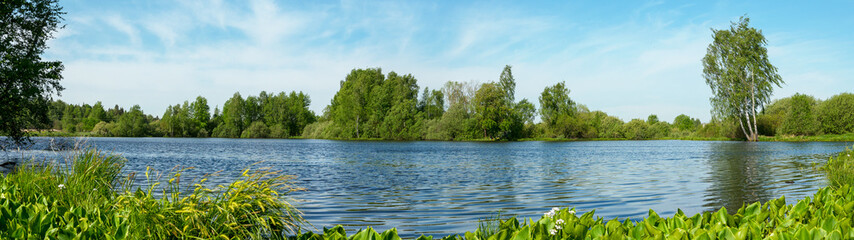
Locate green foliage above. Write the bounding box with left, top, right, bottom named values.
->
left=780, top=93, right=820, bottom=136
left=328, top=68, right=385, bottom=139
left=646, top=115, right=659, bottom=125
left=825, top=146, right=854, bottom=188
left=242, top=121, right=271, bottom=138
left=622, top=119, right=649, bottom=140
left=703, top=16, right=783, bottom=141
left=474, top=83, right=513, bottom=139
left=818, top=93, right=854, bottom=134
left=538, top=82, right=576, bottom=128
left=673, top=114, right=700, bottom=132
left=112, top=105, right=152, bottom=137
left=758, top=97, right=792, bottom=136
left=419, top=88, right=445, bottom=120
left=0, top=149, right=305, bottom=239
left=0, top=0, right=65, bottom=149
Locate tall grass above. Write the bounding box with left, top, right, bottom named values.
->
left=0, top=148, right=306, bottom=239
left=824, top=146, right=854, bottom=188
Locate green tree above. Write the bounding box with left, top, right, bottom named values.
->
left=703, top=16, right=783, bottom=141
left=474, top=83, right=511, bottom=139
left=780, top=93, right=819, bottom=136
left=113, top=105, right=149, bottom=137
left=622, top=119, right=650, bottom=140
left=539, top=82, right=578, bottom=137
left=817, top=93, right=854, bottom=134
left=539, top=82, right=576, bottom=126
left=191, top=96, right=210, bottom=132
left=673, top=114, right=700, bottom=132
left=498, top=65, right=515, bottom=103
left=419, top=87, right=444, bottom=120
left=757, top=97, right=792, bottom=136
left=647, top=115, right=659, bottom=125
left=330, top=68, right=384, bottom=138
left=1, top=0, right=65, bottom=149
left=514, top=99, right=536, bottom=124
left=213, top=93, right=246, bottom=138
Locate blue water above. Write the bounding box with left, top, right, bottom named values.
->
left=3, top=138, right=850, bottom=237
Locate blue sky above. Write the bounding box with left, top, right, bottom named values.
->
left=46, top=0, right=854, bottom=122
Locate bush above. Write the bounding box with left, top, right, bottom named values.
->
left=270, top=124, right=289, bottom=138
left=818, top=93, right=854, bottom=134
left=780, top=93, right=819, bottom=136
left=242, top=121, right=270, bottom=138
left=302, top=121, right=337, bottom=139
left=622, top=119, right=649, bottom=140
left=92, top=121, right=111, bottom=136
left=212, top=123, right=241, bottom=138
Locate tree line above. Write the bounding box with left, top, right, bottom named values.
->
left=38, top=91, right=316, bottom=138
left=33, top=65, right=854, bottom=141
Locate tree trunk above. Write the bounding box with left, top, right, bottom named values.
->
left=356, top=114, right=360, bottom=138
left=736, top=112, right=750, bottom=140
left=748, top=76, right=758, bottom=141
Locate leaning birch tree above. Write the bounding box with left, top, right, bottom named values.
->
left=703, top=16, right=783, bottom=141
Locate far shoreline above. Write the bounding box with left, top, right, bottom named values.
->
left=15, top=131, right=854, bottom=143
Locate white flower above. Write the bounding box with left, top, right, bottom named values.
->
left=552, top=207, right=560, bottom=212
left=568, top=210, right=576, bottom=215
left=58, top=184, right=65, bottom=189
left=545, top=209, right=556, bottom=218
left=549, top=229, right=557, bottom=235
left=555, top=225, right=562, bottom=230
left=556, top=219, right=565, bottom=224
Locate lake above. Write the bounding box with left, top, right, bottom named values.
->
left=3, top=138, right=851, bottom=237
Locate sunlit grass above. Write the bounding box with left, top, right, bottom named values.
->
left=0, top=148, right=306, bottom=239
left=824, top=146, right=854, bottom=188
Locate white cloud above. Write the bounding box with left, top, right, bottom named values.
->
left=104, top=15, right=140, bottom=45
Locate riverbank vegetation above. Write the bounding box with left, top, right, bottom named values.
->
left=0, top=149, right=305, bottom=239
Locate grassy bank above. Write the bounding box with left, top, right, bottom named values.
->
left=760, top=133, right=854, bottom=142
left=0, top=150, right=304, bottom=239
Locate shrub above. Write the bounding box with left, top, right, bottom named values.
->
left=92, top=121, right=111, bottom=136
left=622, top=119, right=649, bottom=140
left=242, top=121, right=270, bottom=138
left=780, top=93, right=819, bottom=136
left=818, top=93, right=854, bottom=134
left=212, top=123, right=241, bottom=138
left=270, top=124, right=290, bottom=138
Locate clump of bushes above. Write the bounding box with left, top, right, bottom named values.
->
left=0, top=149, right=305, bottom=239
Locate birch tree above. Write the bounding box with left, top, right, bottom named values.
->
left=703, top=16, right=783, bottom=141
